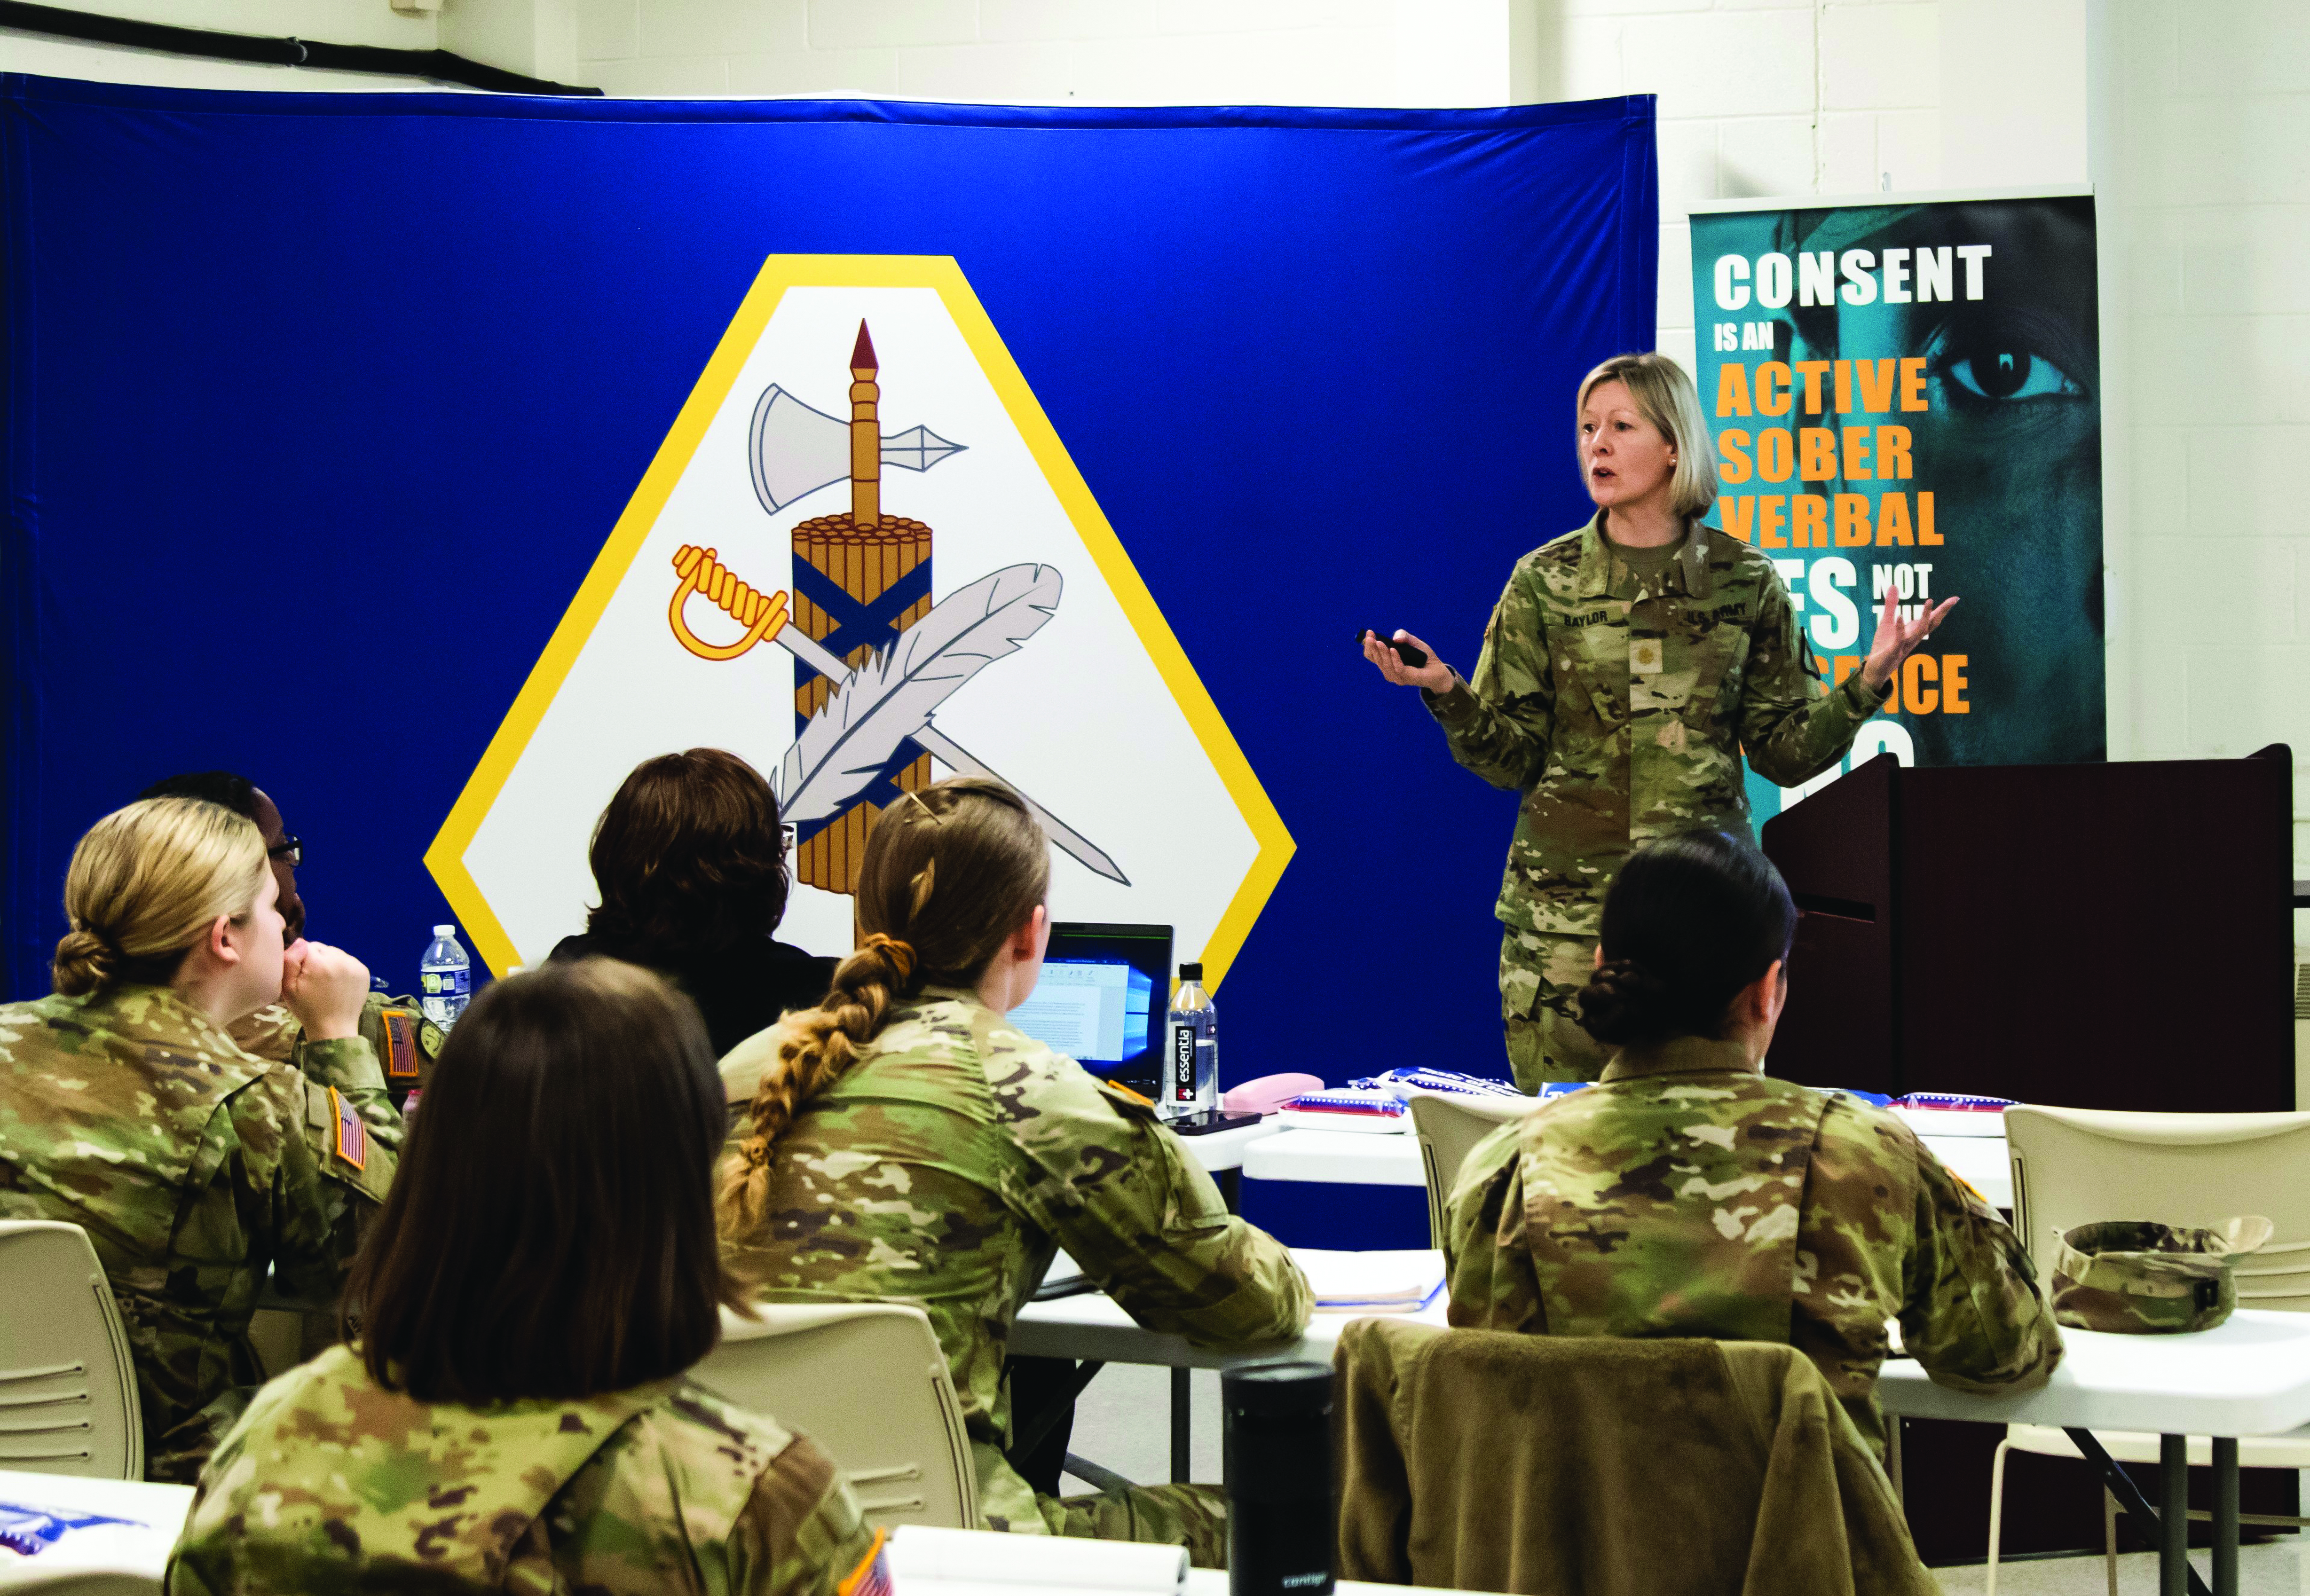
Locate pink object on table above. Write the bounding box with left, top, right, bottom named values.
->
left=1221, top=1073, right=1324, bottom=1116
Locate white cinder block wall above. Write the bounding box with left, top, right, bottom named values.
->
left=2097, top=0, right=2310, bottom=901
left=1543, top=0, right=1945, bottom=391
left=567, top=0, right=1970, bottom=383
left=0, top=0, right=441, bottom=88
left=578, top=0, right=1515, bottom=106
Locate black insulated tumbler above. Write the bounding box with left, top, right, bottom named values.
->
left=1223, top=1361, right=1335, bottom=1596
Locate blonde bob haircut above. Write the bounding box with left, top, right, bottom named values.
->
left=53, top=798, right=269, bottom=998
left=1577, top=352, right=1719, bottom=522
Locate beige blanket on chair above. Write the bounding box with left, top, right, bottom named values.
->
left=1333, top=1319, right=1939, bottom=1596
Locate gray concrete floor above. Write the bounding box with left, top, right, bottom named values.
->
left=1065, top=1362, right=1225, bottom=1489
left=1932, top=1541, right=2308, bottom=1593
left=1066, top=1367, right=2308, bottom=1592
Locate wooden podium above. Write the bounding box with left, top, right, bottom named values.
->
left=1758, top=744, right=2295, bottom=1111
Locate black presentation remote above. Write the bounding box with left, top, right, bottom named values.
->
left=1360, top=628, right=1428, bottom=669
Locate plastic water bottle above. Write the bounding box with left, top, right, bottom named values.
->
left=1162, top=962, right=1218, bottom=1122
left=419, top=924, right=471, bottom=1031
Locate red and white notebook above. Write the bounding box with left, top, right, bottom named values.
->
left=1277, top=1088, right=1409, bottom=1134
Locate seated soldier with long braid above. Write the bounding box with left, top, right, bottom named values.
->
left=717, top=776, right=1310, bottom=1569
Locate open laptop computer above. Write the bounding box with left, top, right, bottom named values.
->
left=1009, top=922, right=1171, bottom=1099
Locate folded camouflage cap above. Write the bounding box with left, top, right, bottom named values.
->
left=2051, top=1216, right=2275, bottom=1335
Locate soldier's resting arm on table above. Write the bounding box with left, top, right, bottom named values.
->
left=1439, top=1118, right=1547, bottom=1332
left=1003, top=1070, right=1311, bottom=1345
left=1736, top=569, right=1893, bottom=787
left=1897, top=1128, right=2063, bottom=1393
left=1421, top=566, right=1558, bottom=792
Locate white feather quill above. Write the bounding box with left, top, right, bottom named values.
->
left=779, top=563, right=1064, bottom=825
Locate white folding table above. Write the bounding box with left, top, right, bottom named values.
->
left=1230, top=1109, right=2015, bottom=1210
left=1876, top=1313, right=2310, bottom=1596
left=0, top=1468, right=193, bottom=1590
left=1016, top=1274, right=2310, bottom=1596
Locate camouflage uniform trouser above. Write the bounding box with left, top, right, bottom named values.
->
left=1499, top=927, right=1612, bottom=1091
left=1036, top=1481, right=1229, bottom=1570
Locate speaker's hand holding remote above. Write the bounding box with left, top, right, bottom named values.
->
left=1359, top=628, right=1451, bottom=692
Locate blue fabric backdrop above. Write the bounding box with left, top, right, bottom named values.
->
left=1, top=75, right=1655, bottom=1081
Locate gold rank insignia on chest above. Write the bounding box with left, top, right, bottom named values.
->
left=1630, top=637, right=1664, bottom=675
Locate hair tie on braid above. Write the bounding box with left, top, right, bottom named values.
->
left=862, top=932, right=917, bottom=982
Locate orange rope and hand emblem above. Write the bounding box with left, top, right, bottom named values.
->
left=668, top=545, right=790, bottom=660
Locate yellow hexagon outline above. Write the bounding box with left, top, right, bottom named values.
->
left=426, top=253, right=1294, bottom=987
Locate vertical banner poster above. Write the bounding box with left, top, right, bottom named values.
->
left=1688, top=193, right=2105, bottom=816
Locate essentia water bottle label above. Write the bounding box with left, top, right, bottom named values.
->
left=1170, top=1023, right=1196, bottom=1102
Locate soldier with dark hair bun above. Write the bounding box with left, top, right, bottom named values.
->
left=1442, top=830, right=2060, bottom=1459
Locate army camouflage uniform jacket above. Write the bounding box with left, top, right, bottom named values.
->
left=720, top=989, right=1312, bottom=1554
left=0, top=985, right=401, bottom=1481
left=1426, top=513, right=1892, bottom=1084
left=1443, top=1037, right=2062, bottom=1454
left=165, top=1344, right=877, bottom=1596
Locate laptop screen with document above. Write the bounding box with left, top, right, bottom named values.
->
left=1010, top=922, right=1172, bottom=1087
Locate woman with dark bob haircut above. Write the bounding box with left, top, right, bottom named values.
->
left=1442, top=830, right=2061, bottom=1462
left=166, top=960, right=881, bottom=1596
left=550, top=748, right=837, bottom=1057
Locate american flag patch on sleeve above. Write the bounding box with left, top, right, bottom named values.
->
left=836, top=1528, right=891, bottom=1596
left=328, top=1086, right=368, bottom=1171
left=379, top=1007, right=422, bottom=1079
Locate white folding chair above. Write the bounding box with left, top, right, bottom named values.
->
left=693, top=1302, right=976, bottom=1531
left=1984, top=1107, right=2310, bottom=1595
left=1407, top=1093, right=1530, bottom=1248
left=0, top=1222, right=142, bottom=1481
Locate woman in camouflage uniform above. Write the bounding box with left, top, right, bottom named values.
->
left=1443, top=831, right=2061, bottom=1458
left=0, top=797, right=394, bottom=1482
left=1365, top=353, right=1956, bottom=1088
left=167, top=959, right=878, bottom=1596
left=719, top=777, right=1312, bottom=1569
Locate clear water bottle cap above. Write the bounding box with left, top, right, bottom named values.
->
left=433, top=924, right=456, bottom=936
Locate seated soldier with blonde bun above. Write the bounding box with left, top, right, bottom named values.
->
left=1443, top=829, right=2060, bottom=1457
left=0, top=798, right=399, bottom=1481
left=718, top=777, right=1311, bottom=1569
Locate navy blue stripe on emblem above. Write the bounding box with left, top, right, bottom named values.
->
left=790, top=559, right=933, bottom=692
left=789, top=558, right=935, bottom=844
